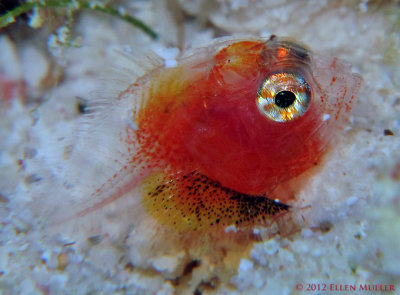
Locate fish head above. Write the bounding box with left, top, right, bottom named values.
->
left=183, top=37, right=362, bottom=197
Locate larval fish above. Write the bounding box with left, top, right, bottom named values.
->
left=41, top=35, right=361, bottom=258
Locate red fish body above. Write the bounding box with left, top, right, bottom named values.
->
left=49, top=36, right=361, bottom=237
left=120, top=37, right=361, bottom=231
left=139, top=40, right=323, bottom=195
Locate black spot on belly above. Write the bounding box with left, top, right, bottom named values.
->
left=142, top=171, right=290, bottom=231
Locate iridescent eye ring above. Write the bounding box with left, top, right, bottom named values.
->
left=256, top=72, right=311, bottom=122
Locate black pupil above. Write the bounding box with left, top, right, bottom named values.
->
left=274, top=91, right=296, bottom=108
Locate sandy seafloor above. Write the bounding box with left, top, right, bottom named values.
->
left=0, top=0, right=400, bottom=294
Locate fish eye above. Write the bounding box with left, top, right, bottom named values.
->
left=257, top=72, right=311, bottom=122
